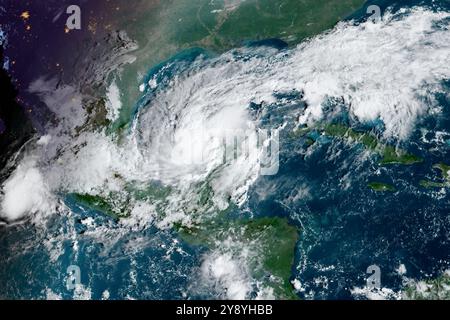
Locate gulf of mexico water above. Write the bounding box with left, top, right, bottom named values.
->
left=0, top=0, right=449, bottom=300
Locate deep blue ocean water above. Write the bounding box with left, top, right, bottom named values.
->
left=0, top=0, right=449, bottom=300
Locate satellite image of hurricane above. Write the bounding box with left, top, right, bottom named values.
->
left=0, top=0, right=449, bottom=301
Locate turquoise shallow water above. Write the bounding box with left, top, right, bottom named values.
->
left=0, top=0, right=449, bottom=300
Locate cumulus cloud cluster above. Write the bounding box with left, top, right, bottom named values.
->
left=1, top=7, right=449, bottom=225
left=1, top=159, right=54, bottom=221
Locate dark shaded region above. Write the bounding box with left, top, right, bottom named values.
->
left=0, top=46, right=34, bottom=172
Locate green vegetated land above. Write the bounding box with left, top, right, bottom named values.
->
left=69, top=181, right=172, bottom=220
left=71, top=193, right=130, bottom=220
left=434, top=163, right=450, bottom=180
left=367, top=182, right=396, bottom=192
left=70, top=180, right=300, bottom=299
left=176, top=216, right=299, bottom=299
left=297, top=122, right=450, bottom=191
left=293, top=122, right=426, bottom=192
left=322, top=123, right=423, bottom=165
left=66, top=0, right=450, bottom=299
left=112, top=0, right=366, bottom=129
left=322, top=123, right=422, bottom=192
left=73, top=1, right=366, bottom=299
left=420, top=163, right=450, bottom=189
left=403, top=271, right=450, bottom=300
